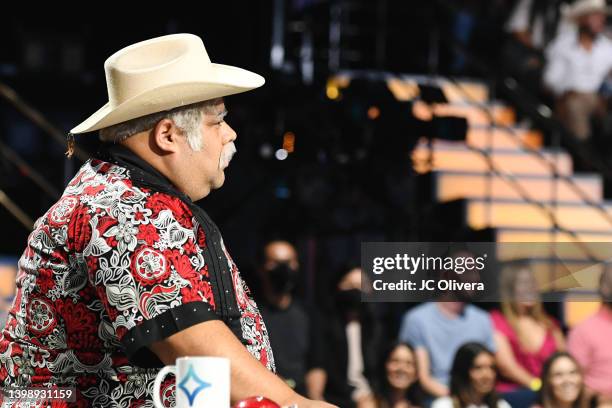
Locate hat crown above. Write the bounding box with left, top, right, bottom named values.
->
left=568, top=0, right=609, bottom=17
left=70, top=33, right=264, bottom=134
left=104, top=34, right=212, bottom=107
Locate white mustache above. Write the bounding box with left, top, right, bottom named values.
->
left=219, top=142, right=237, bottom=169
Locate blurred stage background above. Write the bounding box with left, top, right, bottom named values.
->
left=2, top=1, right=612, bottom=332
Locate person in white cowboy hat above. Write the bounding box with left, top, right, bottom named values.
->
left=0, top=33, right=337, bottom=408
left=543, top=0, right=612, bottom=141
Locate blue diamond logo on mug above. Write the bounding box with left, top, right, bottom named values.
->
left=178, top=364, right=211, bottom=406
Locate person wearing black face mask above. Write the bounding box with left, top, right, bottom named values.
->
left=336, top=288, right=363, bottom=315
left=268, top=261, right=301, bottom=295
left=258, top=240, right=324, bottom=400
left=312, top=265, right=383, bottom=408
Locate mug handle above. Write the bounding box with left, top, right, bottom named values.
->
left=153, top=365, right=176, bottom=408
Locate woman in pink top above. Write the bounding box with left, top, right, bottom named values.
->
left=490, top=261, right=565, bottom=405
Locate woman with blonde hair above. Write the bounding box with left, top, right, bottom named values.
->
left=490, top=260, right=565, bottom=406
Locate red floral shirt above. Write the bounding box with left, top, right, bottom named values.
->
left=0, top=151, right=274, bottom=407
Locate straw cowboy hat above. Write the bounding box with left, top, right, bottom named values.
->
left=564, top=0, right=612, bottom=20
left=70, top=33, right=265, bottom=134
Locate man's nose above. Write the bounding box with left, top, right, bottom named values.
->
left=225, top=123, right=237, bottom=143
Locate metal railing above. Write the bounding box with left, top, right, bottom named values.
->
left=0, top=81, right=90, bottom=231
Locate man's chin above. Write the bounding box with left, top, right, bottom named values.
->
left=212, top=171, right=226, bottom=189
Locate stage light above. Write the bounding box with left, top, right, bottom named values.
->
left=367, top=106, right=380, bottom=120
left=282, top=132, right=295, bottom=153
left=275, top=149, right=289, bottom=160
left=326, top=84, right=340, bottom=100
left=260, top=143, right=273, bottom=159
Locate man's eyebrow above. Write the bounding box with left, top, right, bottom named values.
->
left=211, top=110, right=228, bottom=120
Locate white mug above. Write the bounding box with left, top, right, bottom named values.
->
left=153, top=356, right=230, bottom=408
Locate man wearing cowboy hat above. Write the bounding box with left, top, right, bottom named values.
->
left=0, top=34, right=336, bottom=407
left=543, top=0, right=612, bottom=141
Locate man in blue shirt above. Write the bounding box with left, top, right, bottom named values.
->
left=398, top=248, right=496, bottom=400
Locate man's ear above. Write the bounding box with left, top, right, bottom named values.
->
left=152, top=118, right=182, bottom=153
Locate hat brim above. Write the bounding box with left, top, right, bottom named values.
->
left=566, top=5, right=612, bottom=19
left=70, top=63, right=265, bottom=134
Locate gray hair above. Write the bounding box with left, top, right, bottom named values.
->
left=98, top=98, right=223, bottom=151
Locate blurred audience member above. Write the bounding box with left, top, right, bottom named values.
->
left=543, top=0, right=612, bottom=141
left=258, top=240, right=322, bottom=397
left=532, top=352, right=591, bottom=408
left=432, top=342, right=511, bottom=408
left=399, top=250, right=496, bottom=400
left=316, top=265, right=382, bottom=408
left=506, top=0, right=567, bottom=50
left=568, top=266, right=612, bottom=405
left=0, top=257, right=17, bottom=328
left=491, top=261, right=564, bottom=407
left=503, top=0, right=568, bottom=87
left=371, top=341, right=423, bottom=408
left=450, top=0, right=478, bottom=73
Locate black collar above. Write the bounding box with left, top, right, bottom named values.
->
left=96, top=143, right=190, bottom=202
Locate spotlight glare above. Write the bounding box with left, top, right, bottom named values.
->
left=326, top=85, right=340, bottom=100
left=367, top=106, right=380, bottom=120
left=275, top=149, right=289, bottom=160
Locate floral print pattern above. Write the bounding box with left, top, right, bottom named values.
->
left=0, top=158, right=274, bottom=407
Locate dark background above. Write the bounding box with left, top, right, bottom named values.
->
left=0, top=1, right=532, bottom=306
